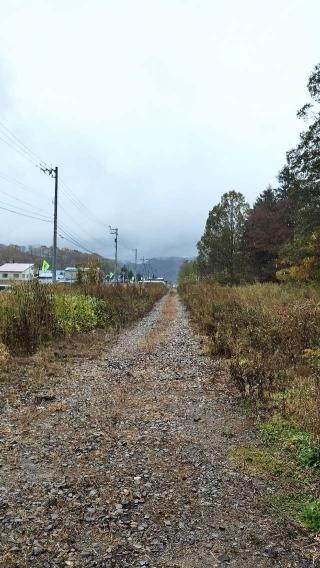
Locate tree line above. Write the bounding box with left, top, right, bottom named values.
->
left=180, top=62, right=320, bottom=284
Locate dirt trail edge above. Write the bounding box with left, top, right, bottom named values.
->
left=0, top=291, right=317, bottom=567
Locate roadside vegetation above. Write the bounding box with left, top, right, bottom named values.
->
left=180, top=281, right=320, bottom=531
left=0, top=281, right=165, bottom=356
left=179, top=63, right=320, bottom=532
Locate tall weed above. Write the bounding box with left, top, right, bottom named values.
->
left=0, top=281, right=55, bottom=354
left=180, top=282, right=320, bottom=436
left=0, top=282, right=166, bottom=356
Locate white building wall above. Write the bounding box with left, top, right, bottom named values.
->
left=0, top=267, right=34, bottom=281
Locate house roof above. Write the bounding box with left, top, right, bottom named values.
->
left=0, top=263, right=34, bottom=272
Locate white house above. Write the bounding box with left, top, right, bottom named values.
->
left=0, top=263, right=34, bottom=282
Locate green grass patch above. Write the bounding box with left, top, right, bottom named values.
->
left=239, top=397, right=258, bottom=417
left=230, top=419, right=320, bottom=532
left=299, top=501, right=320, bottom=532
left=265, top=491, right=310, bottom=522
left=230, top=446, right=297, bottom=479
left=259, top=419, right=320, bottom=470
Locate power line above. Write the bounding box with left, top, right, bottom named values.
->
left=0, top=133, right=38, bottom=167
left=0, top=189, right=48, bottom=214
left=0, top=197, right=51, bottom=219
left=0, top=204, right=52, bottom=223
left=0, top=121, right=138, bottom=266
left=0, top=120, right=49, bottom=166
left=58, top=221, right=99, bottom=252
left=58, top=202, right=107, bottom=251
left=59, top=179, right=110, bottom=232
left=58, top=225, right=104, bottom=257
left=0, top=171, right=52, bottom=203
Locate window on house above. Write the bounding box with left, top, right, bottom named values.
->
left=2, top=274, right=8, bottom=278
left=13, top=274, right=20, bottom=278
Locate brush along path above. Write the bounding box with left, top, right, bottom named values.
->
left=0, top=292, right=317, bottom=567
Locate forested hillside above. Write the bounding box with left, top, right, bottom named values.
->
left=0, top=243, right=114, bottom=273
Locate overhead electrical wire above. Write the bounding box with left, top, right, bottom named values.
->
left=58, top=225, right=103, bottom=256
left=0, top=133, right=38, bottom=167
left=59, top=179, right=110, bottom=232
left=0, top=204, right=52, bottom=223
left=0, top=197, right=103, bottom=255
left=0, top=188, right=51, bottom=218
left=0, top=119, right=50, bottom=167
left=58, top=202, right=107, bottom=250
left=0, top=171, right=52, bottom=203
left=0, top=120, right=111, bottom=238
left=0, top=119, right=140, bottom=261
left=0, top=198, right=51, bottom=221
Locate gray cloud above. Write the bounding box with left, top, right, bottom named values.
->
left=0, top=0, right=319, bottom=259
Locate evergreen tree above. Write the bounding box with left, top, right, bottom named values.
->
left=244, top=186, right=293, bottom=281
left=278, top=63, right=320, bottom=234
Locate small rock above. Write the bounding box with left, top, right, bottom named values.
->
left=81, top=550, right=93, bottom=558
left=33, top=546, right=44, bottom=556
left=218, top=553, right=231, bottom=563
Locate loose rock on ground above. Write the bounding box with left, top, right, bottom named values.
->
left=0, top=292, right=318, bottom=567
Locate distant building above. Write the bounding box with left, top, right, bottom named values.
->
left=0, top=263, right=34, bottom=282
left=63, top=266, right=92, bottom=282
left=63, top=267, right=78, bottom=282
left=38, top=270, right=65, bottom=283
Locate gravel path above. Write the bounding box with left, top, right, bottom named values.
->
left=0, top=291, right=318, bottom=567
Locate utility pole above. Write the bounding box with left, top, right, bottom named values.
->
left=132, top=248, right=138, bottom=280
left=41, top=165, right=58, bottom=282
left=140, top=256, right=145, bottom=280
left=146, top=258, right=152, bottom=280
left=53, top=167, right=58, bottom=282
left=109, top=226, right=118, bottom=279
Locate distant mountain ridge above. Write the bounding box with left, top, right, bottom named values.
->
left=124, top=256, right=188, bottom=283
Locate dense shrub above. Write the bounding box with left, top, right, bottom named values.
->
left=180, top=282, right=320, bottom=436
left=54, top=294, right=98, bottom=334
left=0, top=281, right=56, bottom=354
left=0, top=282, right=166, bottom=355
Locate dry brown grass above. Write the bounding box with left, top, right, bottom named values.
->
left=180, top=282, right=320, bottom=437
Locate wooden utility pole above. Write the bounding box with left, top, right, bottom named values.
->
left=52, top=167, right=58, bottom=282
left=109, top=226, right=118, bottom=278
left=41, top=165, right=58, bottom=282
left=133, top=248, right=138, bottom=280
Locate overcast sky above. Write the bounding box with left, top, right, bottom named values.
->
left=0, top=0, right=319, bottom=260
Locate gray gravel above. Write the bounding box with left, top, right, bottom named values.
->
left=0, top=292, right=318, bottom=567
